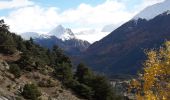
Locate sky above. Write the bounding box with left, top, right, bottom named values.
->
left=0, top=0, right=165, bottom=43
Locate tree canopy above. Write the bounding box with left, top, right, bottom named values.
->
left=130, top=41, right=170, bottom=100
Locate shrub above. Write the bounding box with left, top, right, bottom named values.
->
left=22, top=84, right=41, bottom=100
left=9, top=64, right=21, bottom=78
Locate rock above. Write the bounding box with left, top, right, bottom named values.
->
left=0, top=61, right=9, bottom=71
left=0, top=96, right=8, bottom=100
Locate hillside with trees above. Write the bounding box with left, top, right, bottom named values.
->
left=0, top=19, right=121, bottom=100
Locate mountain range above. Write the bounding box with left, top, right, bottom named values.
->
left=74, top=0, right=170, bottom=77
left=20, top=0, right=170, bottom=78
left=21, top=25, right=90, bottom=56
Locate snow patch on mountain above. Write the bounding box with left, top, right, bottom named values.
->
left=134, top=0, right=170, bottom=20
left=166, top=10, right=170, bottom=15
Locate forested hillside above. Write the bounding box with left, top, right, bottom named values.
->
left=0, top=19, right=121, bottom=100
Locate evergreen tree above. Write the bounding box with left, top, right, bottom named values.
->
left=91, top=75, right=115, bottom=100
left=74, top=63, right=120, bottom=100
left=54, top=62, right=73, bottom=84
left=75, top=63, right=93, bottom=84
left=0, top=19, right=9, bottom=32
left=29, top=37, right=34, bottom=44
left=74, top=83, right=94, bottom=99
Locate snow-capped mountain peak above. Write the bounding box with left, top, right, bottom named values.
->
left=48, top=25, right=65, bottom=35
left=48, top=25, right=76, bottom=41
left=134, top=0, right=170, bottom=20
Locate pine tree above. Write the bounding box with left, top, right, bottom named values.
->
left=75, top=63, right=93, bottom=84
left=54, top=62, right=73, bottom=84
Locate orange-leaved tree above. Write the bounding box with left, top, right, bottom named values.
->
left=129, top=41, right=170, bottom=100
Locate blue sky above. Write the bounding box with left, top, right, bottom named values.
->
left=33, top=0, right=142, bottom=10
left=34, top=0, right=106, bottom=11
left=33, top=0, right=144, bottom=11
left=0, top=0, right=144, bottom=19
left=0, top=0, right=165, bottom=42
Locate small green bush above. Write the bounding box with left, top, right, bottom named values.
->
left=22, top=84, right=41, bottom=100
left=9, top=64, right=21, bottom=78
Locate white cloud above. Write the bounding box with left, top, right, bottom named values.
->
left=0, top=0, right=34, bottom=9
left=4, top=6, right=61, bottom=33
left=60, top=0, right=134, bottom=29
left=0, top=0, right=166, bottom=42
left=75, top=30, right=110, bottom=43
left=3, top=0, right=136, bottom=34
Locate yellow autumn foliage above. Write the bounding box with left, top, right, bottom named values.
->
left=130, top=41, right=170, bottom=100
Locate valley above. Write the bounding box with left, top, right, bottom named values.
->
left=1, top=0, right=170, bottom=100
